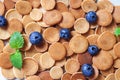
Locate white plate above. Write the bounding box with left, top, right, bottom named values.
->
left=0, top=0, right=120, bottom=80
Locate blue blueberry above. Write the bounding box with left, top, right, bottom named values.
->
left=0, top=16, right=7, bottom=27
left=60, top=28, right=71, bottom=39
left=81, top=64, right=94, bottom=77
left=85, top=11, right=97, bottom=23
left=88, top=45, right=99, bottom=56
left=29, top=31, right=43, bottom=45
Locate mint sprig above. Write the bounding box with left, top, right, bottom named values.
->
left=10, top=50, right=22, bottom=69
left=10, top=32, right=24, bottom=49
left=9, top=32, right=24, bottom=69
left=114, top=27, right=120, bottom=36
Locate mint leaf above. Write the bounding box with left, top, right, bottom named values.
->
left=10, top=50, right=22, bottom=69
left=10, top=32, right=24, bottom=49
left=114, top=27, right=120, bottom=36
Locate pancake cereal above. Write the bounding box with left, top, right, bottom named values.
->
left=15, top=1, right=32, bottom=15
left=39, top=52, right=55, bottom=69
left=1, top=0, right=120, bottom=80
left=65, top=59, right=80, bottom=74
left=5, top=9, right=22, bottom=21
left=50, top=66, right=63, bottom=79
left=56, top=2, right=69, bottom=12
left=0, top=2, right=5, bottom=15
left=22, top=58, right=38, bottom=76
left=1, top=68, right=15, bottom=79
left=38, top=71, right=53, bottom=80
left=41, top=0, right=55, bottom=10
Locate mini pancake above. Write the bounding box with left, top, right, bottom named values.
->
left=13, top=67, right=24, bottom=79
left=27, top=0, right=40, bottom=8
left=97, top=10, right=112, bottom=26
left=74, top=18, right=89, bottom=34
left=95, top=26, right=102, bottom=35
left=0, top=52, right=12, bottom=69
left=22, top=58, right=38, bottom=76
left=25, top=46, right=39, bottom=57
left=113, top=58, right=120, bottom=68
left=62, top=42, right=74, bottom=57
left=32, top=53, right=44, bottom=72
left=1, top=68, right=15, bottom=79
left=78, top=52, right=92, bottom=65
left=15, top=1, right=32, bottom=15
left=71, top=30, right=81, bottom=37
left=100, top=67, right=114, bottom=77
left=30, top=8, right=42, bottom=21
left=55, top=58, right=66, bottom=67
left=70, top=72, right=86, bottom=80
left=22, top=15, right=34, bottom=27
left=61, top=72, right=71, bottom=80
left=65, top=59, right=80, bottom=74
left=37, top=21, right=50, bottom=28
left=81, top=0, right=97, bottom=12
left=97, top=0, right=113, bottom=13
left=69, top=0, right=82, bottom=9
left=0, top=27, right=10, bottom=40
left=32, top=53, right=42, bottom=62
left=34, top=40, right=48, bottom=53
left=43, top=27, right=60, bottom=43
left=83, top=29, right=95, bottom=37
left=115, top=68, right=120, bottom=80
left=55, top=2, right=68, bottom=12
left=0, top=40, right=4, bottom=52
left=97, top=31, right=116, bottom=50
left=4, top=0, right=15, bottom=10
left=92, top=50, right=113, bottom=70
left=48, top=42, right=66, bottom=60
left=11, top=0, right=19, bottom=2
left=8, top=18, right=23, bottom=35
left=26, top=75, right=40, bottom=80
left=21, top=35, right=32, bottom=51
left=38, top=71, right=53, bottom=80
left=114, top=43, right=120, bottom=58
left=87, top=34, right=99, bottom=47
left=25, top=22, right=42, bottom=36
left=57, top=0, right=69, bottom=6
left=0, top=2, right=5, bottom=15
left=41, top=0, right=55, bottom=10
left=39, top=52, right=55, bottom=69
left=5, top=9, right=22, bottom=21
left=70, top=54, right=78, bottom=60
left=59, top=12, right=75, bottom=28
left=69, top=7, right=85, bottom=19
left=89, top=65, right=99, bottom=80
left=105, top=73, right=115, bottom=80
left=3, top=43, right=16, bottom=54
left=101, top=21, right=117, bottom=33
left=69, top=35, right=88, bottom=53
left=43, top=10, right=62, bottom=25
left=113, top=6, right=120, bottom=23
left=108, top=49, right=117, bottom=60
left=50, top=66, right=63, bottom=79
left=96, top=74, right=105, bottom=80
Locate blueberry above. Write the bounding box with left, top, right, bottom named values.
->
left=81, top=64, right=94, bottom=77
left=29, top=31, right=43, bottom=45
left=60, top=28, right=71, bottom=39
left=0, top=16, right=7, bottom=27
left=88, top=45, right=99, bottom=56
left=85, top=11, right=97, bottom=23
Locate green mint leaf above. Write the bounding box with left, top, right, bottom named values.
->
left=10, top=50, right=22, bottom=69
left=114, top=27, right=120, bottom=36
left=10, top=32, right=24, bottom=49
